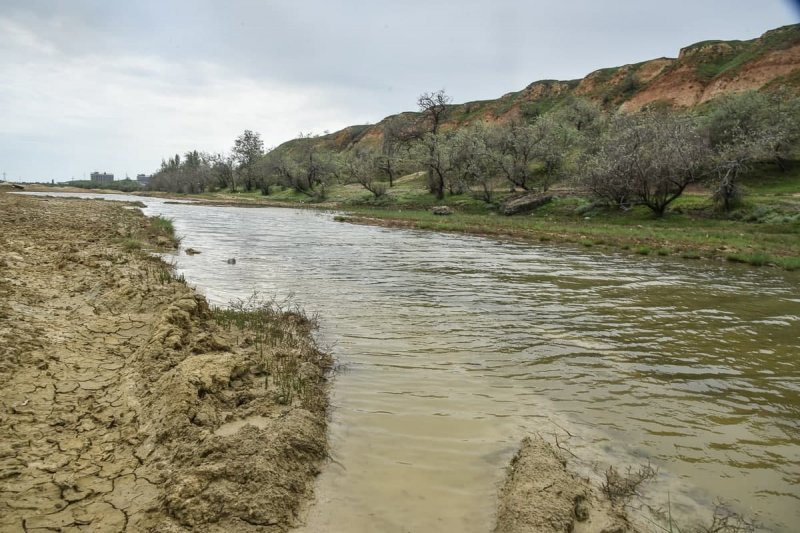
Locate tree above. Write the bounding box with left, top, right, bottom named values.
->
left=417, top=90, right=452, bottom=135
left=413, top=131, right=456, bottom=200
left=267, top=144, right=338, bottom=199
left=450, top=123, right=499, bottom=203
left=705, top=90, right=800, bottom=171
left=231, top=130, right=265, bottom=191
left=553, top=97, right=602, bottom=134
left=344, top=150, right=386, bottom=198
left=376, top=115, right=416, bottom=187
left=487, top=121, right=540, bottom=191
left=579, top=111, right=710, bottom=216
left=416, top=90, right=454, bottom=198
left=206, top=153, right=235, bottom=192
left=530, top=114, right=573, bottom=192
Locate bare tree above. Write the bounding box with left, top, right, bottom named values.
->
left=417, top=90, right=452, bottom=135
left=415, top=90, right=455, bottom=198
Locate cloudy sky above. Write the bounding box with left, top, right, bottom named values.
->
left=1, top=1, right=798, bottom=182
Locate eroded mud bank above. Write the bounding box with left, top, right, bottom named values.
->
left=494, top=436, right=633, bottom=533
left=0, top=194, right=330, bottom=532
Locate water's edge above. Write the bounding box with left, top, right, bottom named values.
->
left=20, top=191, right=800, bottom=532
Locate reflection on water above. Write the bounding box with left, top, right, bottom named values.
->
left=21, top=192, right=800, bottom=532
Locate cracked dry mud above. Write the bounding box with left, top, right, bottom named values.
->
left=0, top=194, right=330, bottom=532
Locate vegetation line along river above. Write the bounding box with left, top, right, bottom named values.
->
left=14, top=192, right=800, bottom=532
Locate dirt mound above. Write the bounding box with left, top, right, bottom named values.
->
left=0, top=194, right=330, bottom=532
left=494, top=436, right=632, bottom=533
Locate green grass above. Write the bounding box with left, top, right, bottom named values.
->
left=151, top=215, right=174, bottom=233
left=775, top=256, right=800, bottom=271
left=339, top=200, right=799, bottom=269
left=121, top=238, right=143, bottom=251
left=148, top=216, right=181, bottom=246
left=211, top=294, right=329, bottom=409
left=727, top=251, right=772, bottom=266
left=686, top=24, right=800, bottom=81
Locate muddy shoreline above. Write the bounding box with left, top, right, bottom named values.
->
left=495, top=436, right=634, bottom=533
left=0, top=194, right=331, bottom=531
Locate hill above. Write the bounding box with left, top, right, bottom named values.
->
left=278, top=24, right=800, bottom=154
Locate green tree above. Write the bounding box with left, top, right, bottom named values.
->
left=232, top=130, right=265, bottom=191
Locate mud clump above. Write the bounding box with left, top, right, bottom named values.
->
left=0, top=193, right=331, bottom=532
left=494, top=436, right=632, bottom=533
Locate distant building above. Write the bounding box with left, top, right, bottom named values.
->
left=136, top=173, right=151, bottom=186
left=90, top=171, right=114, bottom=183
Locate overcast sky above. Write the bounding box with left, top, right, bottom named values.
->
left=1, top=1, right=798, bottom=182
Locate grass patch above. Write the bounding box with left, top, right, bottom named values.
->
left=121, top=238, right=143, bottom=251
left=634, top=246, right=652, bottom=255
left=148, top=216, right=181, bottom=247
left=211, top=293, right=330, bottom=410
left=151, top=215, right=174, bottom=234
left=726, top=252, right=772, bottom=266
left=774, top=256, right=800, bottom=271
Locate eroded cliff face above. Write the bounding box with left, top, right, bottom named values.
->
left=277, top=24, right=800, bottom=154
left=619, top=28, right=800, bottom=111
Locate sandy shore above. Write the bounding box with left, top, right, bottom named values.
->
left=0, top=193, right=330, bottom=531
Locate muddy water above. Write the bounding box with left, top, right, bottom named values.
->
left=22, top=193, right=800, bottom=531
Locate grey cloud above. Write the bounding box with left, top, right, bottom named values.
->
left=0, top=0, right=796, bottom=181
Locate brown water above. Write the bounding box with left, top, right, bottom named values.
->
left=23, top=193, right=800, bottom=531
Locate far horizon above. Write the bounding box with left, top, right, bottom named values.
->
left=1, top=1, right=798, bottom=183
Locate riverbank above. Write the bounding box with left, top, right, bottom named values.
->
left=0, top=193, right=331, bottom=531
left=27, top=164, right=800, bottom=270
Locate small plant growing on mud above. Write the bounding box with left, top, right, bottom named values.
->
left=211, top=292, right=329, bottom=411
left=141, top=256, right=185, bottom=286
left=601, top=461, right=658, bottom=503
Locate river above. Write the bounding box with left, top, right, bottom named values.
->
left=21, top=192, right=800, bottom=531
